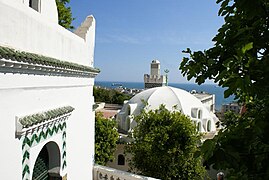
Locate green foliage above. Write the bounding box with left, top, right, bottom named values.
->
left=56, top=0, right=74, bottom=29
left=180, top=0, right=269, bottom=101
left=93, top=86, right=131, bottom=104
left=126, top=105, right=206, bottom=180
left=95, top=112, right=119, bottom=165
left=202, top=99, right=269, bottom=179
left=180, top=0, right=269, bottom=178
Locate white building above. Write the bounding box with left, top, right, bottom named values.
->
left=0, top=0, right=99, bottom=179
left=0, top=1, right=160, bottom=180
left=112, top=86, right=219, bottom=172
left=144, top=60, right=167, bottom=89
left=117, top=86, right=219, bottom=133
left=192, top=91, right=216, bottom=113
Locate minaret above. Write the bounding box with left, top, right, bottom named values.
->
left=144, top=60, right=167, bottom=89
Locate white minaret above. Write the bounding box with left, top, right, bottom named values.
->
left=150, top=60, right=160, bottom=76
left=144, top=60, right=166, bottom=89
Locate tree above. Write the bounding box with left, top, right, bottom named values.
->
left=126, top=105, right=206, bottom=180
left=180, top=0, right=269, bottom=178
left=93, top=86, right=131, bottom=104
left=56, top=0, right=74, bottom=29
left=95, top=112, right=119, bottom=165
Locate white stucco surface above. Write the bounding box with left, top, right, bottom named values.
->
left=117, top=86, right=218, bottom=133
left=0, top=1, right=97, bottom=179
left=0, top=0, right=95, bottom=66
left=0, top=75, right=95, bottom=179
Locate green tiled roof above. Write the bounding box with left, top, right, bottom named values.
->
left=0, top=46, right=100, bottom=74
left=19, top=106, right=75, bottom=128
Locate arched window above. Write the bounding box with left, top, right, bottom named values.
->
left=127, top=105, right=131, bottom=115
left=207, top=120, right=211, bottom=132
left=32, top=145, right=49, bottom=179
left=197, top=122, right=201, bottom=132
left=118, top=154, right=125, bottom=165
left=32, top=141, right=61, bottom=179
left=29, top=0, right=40, bottom=12
left=198, top=110, right=202, bottom=119
left=126, top=117, right=130, bottom=131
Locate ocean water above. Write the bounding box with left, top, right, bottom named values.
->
left=95, top=81, right=235, bottom=111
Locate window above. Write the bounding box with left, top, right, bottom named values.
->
left=198, top=110, right=202, bottom=119
left=197, top=122, right=201, bottom=131
left=191, top=108, right=197, bottom=118
left=29, top=0, right=40, bottom=12
left=207, top=120, right=211, bottom=132
left=118, top=154, right=125, bottom=165
left=127, top=105, right=131, bottom=115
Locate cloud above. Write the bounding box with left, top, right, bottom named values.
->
left=96, top=31, right=214, bottom=48
left=96, top=34, right=141, bottom=44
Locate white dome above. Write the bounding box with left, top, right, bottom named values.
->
left=117, top=86, right=218, bottom=133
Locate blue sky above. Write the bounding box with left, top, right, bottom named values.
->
left=69, top=0, right=223, bottom=83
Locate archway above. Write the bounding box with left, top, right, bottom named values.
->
left=207, top=120, right=211, bottom=132
left=197, top=122, right=201, bottom=132
left=29, top=0, right=40, bottom=12
left=118, top=154, right=125, bottom=165
left=32, top=141, right=61, bottom=180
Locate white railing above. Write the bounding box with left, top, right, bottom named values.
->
left=93, top=164, right=160, bottom=180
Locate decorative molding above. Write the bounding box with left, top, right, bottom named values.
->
left=18, top=106, right=72, bottom=179
left=16, top=106, right=74, bottom=136
left=22, top=121, right=67, bottom=180
left=0, top=46, right=100, bottom=78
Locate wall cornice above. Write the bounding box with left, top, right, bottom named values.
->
left=16, top=106, right=74, bottom=136
left=0, top=46, right=100, bottom=78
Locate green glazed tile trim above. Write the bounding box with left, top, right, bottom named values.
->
left=19, top=106, right=74, bottom=128
left=22, top=121, right=67, bottom=180
left=0, top=46, right=100, bottom=74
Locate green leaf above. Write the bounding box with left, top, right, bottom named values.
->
left=241, top=42, right=253, bottom=54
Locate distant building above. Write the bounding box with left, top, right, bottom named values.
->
left=221, top=102, right=241, bottom=114
left=144, top=60, right=167, bottom=89
left=192, top=90, right=216, bottom=113
left=215, top=102, right=241, bottom=120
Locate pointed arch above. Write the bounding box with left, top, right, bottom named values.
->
left=32, top=141, right=61, bottom=180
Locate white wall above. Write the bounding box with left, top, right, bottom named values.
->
left=106, top=144, right=131, bottom=172
left=0, top=1, right=95, bottom=67
left=0, top=74, right=95, bottom=179
left=0, top=1, right=97, bottom=179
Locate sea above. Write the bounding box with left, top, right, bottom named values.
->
left=95, top=81, right=236, bottom=111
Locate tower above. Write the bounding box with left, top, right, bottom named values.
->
left=144, top=60, right=167, bottom=89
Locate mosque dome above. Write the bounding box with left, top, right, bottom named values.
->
left=117, top=86, right=218, bottom=133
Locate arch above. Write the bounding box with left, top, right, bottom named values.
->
left=29, top=0, right=40, bottom=12
left=126, top=117, right=131, bottom=131
left=32, top=141, right=61, bottom=180
left=207, top=120, right=211, bottom=132
left=197, top=122, right=201, bottom=132
left=127, top=105, right=131, bottom=115
left=118, top=154, right=125, bottom=165
left=198, top=110, right=202, bottom=119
